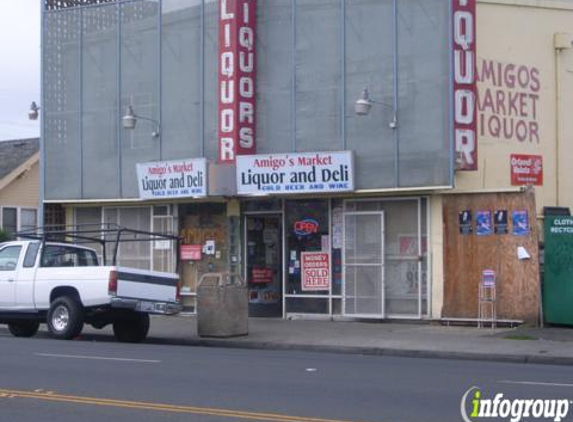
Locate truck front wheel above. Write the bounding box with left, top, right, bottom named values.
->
left=113, top=313, right=150, bottom=343
left=47, top=296, right=84, bottom=340
left=8, top=321, right=40, bottom=338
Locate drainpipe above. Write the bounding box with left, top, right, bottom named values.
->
left=553, top=33, right=573, bottom=207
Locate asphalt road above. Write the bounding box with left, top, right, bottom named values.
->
left=1, top=328, right=573, bottom=422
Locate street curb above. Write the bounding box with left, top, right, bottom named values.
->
left=10, top=327, right=573, bottom=367
left=145, top=336, right=573, bottom=366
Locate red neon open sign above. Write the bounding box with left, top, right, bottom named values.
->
left=294, top=219, right=319, bottom=236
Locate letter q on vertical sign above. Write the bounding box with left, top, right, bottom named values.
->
left=218, top=0, right=257, bottom=164
left=452, top=0, right=477, bottom=171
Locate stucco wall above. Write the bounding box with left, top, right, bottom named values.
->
left=455, top=0, right=573, bottom=214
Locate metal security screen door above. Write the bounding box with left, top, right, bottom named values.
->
left=343, top=212, right=385, bottom=318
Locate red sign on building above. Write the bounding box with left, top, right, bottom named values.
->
left=180, top=244, right=202, bottom=261
left=453, top=0, right=477, bottom=171
left=218, top=0, right=257, bottom=163
left=510, top=154, right=543, bottom=186
left=251, top=267, right=274, bottom=284
left=301, top=252, right=330, bottom=292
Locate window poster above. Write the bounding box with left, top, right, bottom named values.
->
left=494, top=210, right=508, bottom=234
left=251, top=267, right=274, bottom=284
left=459, top=210, right=472, bottom=235
left=476, top=211, right=493, bottom=236
left=512, top=210, right=530, bottom=236
left=301, top=252, right=330, bottom=291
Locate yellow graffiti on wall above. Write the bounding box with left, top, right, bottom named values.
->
left=179, top=227, right=226, bottom=245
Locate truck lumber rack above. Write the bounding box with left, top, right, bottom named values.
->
left=15, top=224, right=180, bottom=267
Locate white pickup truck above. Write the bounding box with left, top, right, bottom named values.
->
left=0, top=236, right=181, bottom=343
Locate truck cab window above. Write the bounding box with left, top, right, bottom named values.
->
left=24, top=242, right=40, bottom=268
left=41, top=245, right=98, bottom=267
left=0, top=245, right=22, bottom=271
left=41, top=245, right=67, bottom=267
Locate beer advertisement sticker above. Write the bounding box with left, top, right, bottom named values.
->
left=476, top=211, right=493, bottom=236
left=301, top=252, right=330, bottom=291
left=459, top=210, right=473, bottom=235
left=494, top=210, right=508, bottom=234
left=510, top=154, right=543, bottom=186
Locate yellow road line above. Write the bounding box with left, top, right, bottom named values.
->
left=0, top=389, right=366, bottom=422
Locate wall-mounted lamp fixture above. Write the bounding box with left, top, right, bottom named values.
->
left=355, top=88, right=397, bottom=129
left=122, top=105, right=160, bottom=138
left=28, top=101, right=41, bottom=121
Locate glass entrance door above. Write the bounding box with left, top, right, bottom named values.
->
left=245, top=215, right=283, bottom=317
left=343, top=212, right=385, bottom=318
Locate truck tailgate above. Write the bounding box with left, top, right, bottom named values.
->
left=115, top=267, right=179, bottom=303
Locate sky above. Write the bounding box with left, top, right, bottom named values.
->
left=0, top=1, right=41, bottom=141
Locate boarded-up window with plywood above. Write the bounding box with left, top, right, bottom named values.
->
left=442, top=190, right=540, bottom=323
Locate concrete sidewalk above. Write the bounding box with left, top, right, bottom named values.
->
left=104, top=316, right=573, bottom=366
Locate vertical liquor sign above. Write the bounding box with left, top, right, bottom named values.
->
left=218, top=0, right=257, bottom=163
left=453, top=0, right=477, bottom=170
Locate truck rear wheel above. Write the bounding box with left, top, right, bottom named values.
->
left=113, top=313, right=150, bottom=343
left=8, top=321, right=40, bottom=338
left=47, top=296, right=84, bottom=340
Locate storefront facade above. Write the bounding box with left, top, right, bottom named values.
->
left=437, top=0, right=573, bottom=325
left=241, top=197, right=428, bottom=319
left=42, top=0, right=457, bottom=321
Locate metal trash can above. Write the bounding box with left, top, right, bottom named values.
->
left=197, top=272, right=248, bottom=337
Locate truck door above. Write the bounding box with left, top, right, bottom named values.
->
left=0, top=245, right=23, bottom=308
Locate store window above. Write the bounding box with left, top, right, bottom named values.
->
left=285, top=199, right=330, bottom=315
left=344, top=198, right=428, bottom=318
left=75, top=207, right=104, bottom=261
left=105, top=207, right=152, bottom=270
left=44, top=204, right=65, bottom=229
left=245, top=215, right=282, bottom=317
left=152, top=205, right=176, bottom=273
left=74, top=206, right=175, bottom=272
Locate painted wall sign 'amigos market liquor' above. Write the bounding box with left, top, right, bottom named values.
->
left=236, top=151, right=354, bottom=195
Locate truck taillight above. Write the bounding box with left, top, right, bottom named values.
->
left=108, top=271, right=118, bottom=296
left=176, top=282, right=181, bottom=302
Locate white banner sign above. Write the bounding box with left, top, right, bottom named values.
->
left=237, top=151, right=354, bottom=195
left=136, top=158, right=207, bottom=199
